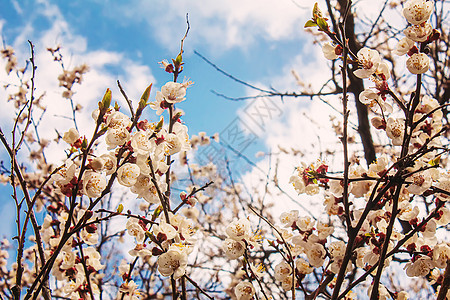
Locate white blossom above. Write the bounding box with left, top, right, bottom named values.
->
left=226, top=218, right=251, bottom=242
left=289, top=175, right=305, bottom=194
left=407, top=170, right=432, bottom=194
left=386, top=118, right=405, bottom=145
left=274, top=261, right=292, bottom=281
left=117, top=163, right=140, bottom=187
left=106, top=111, right=131, bottom=129
left=403, top=0, right=433, bottom=25
left=80, top=227, right=99, bottom=245
left=398, top=201, right=420, bottom=221
left=280, top=210, right=299, bottom=228
left=157, top=243, right=188, bottom=279
left=317, top=221, right=334, bottom=239
left=353, top=48, right=381, bottom=79
left=433, top=243, right=450, bottom=268
left=234, top=281, right=255, bottom=300
left=359, top=89, right=392, bottom=113
left=422, top=219, right=437, bottom=239
left=131, top=130, right=154, bottom=155
left=405, top=256, right=436, bottom=277
left=297, top=216, right=314, bottom=232
left=394, top=37, right=415, bottom=56
left=404, top=22, right=432, bottom=42
left=84, top=247, right=104, bottom=271
left=82, top=171, right=106, bottom=198
left=329, top=241, right=346, bottom=258
left=172, top=122, right=191, bottom=152
left=397, top=291, right=409, bottom=300
left=222, top=238, right=246, bottom=259
left=130, top=174, right=152, bottom=199
left=53, top=159, right=78, bottom=186
left=153, top=221, right=178, bottom=241
left=128, top=244, right=152, bottom=258
left=295, top=257, right=314, bottom=274
left=59, top=247, right=76, bottom=270
left=406, top=53, right=430, bottom=74
left=281, top=275, right=294, bottom=292
left=105, top=126, right=131, bottom=149
left=436, top=174, right=450, bottom=201
left=181, top=206, right=199, bottom=220
left=156, top=82, right=186, bottom=104
left=99, top=152, right=117, bottom=175
left=62, top=128, right=80, bottom=144
left=322, top=42, right=339, bottom=60
left=126, top=218, right=146, bottom=243
left=305, top=184, right=320, bottom=195
left=436, top=207, right=450, bottom=225
left=164, top=133, right=182, bottom=155
left=306, top=242, right=326, bottom=267
left=118, top=280, right=141, bottom=300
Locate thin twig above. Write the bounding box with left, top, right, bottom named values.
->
left=117, top=80, right=135, bottom=121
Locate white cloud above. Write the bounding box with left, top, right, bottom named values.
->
left=0, top=0, right=155, bottom=165
left=235, top=38, right=359, bottom=218
left=10, top=0, right=24, bottom=15
left=116, top=0, right=407, bottom=54
left=115, top=0, right=315, bottom=52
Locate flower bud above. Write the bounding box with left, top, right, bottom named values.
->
left=152, top=247, right=164, bottom=256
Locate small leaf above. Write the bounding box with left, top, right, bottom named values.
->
left=175, top=53, right=183, bottom=65
left=148, top=232, right=158, bottom=244
left=429, top=156, right=440, bottom=166
left=304, top=20, right=317, bottom=28
left=317, top=17, right=329, bottom=31
left=155, top=118, right=164, bottom=133
left=152, top=205, right=162, bottom=221
left=117, top=204, right=124, bottom=213
left=313, top=2, right=321, bottom=18
left=81, top=137, right=88, bottom=150
left=101, top=88, right=111, bottom=110
left=97, top=126, right=108, bottom=137
left=140, top=83, right=153, bottom=106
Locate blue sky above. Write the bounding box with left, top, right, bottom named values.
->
left=0, top=0, right=312, bottom=133
left=0, top=0, right=335, bottom=237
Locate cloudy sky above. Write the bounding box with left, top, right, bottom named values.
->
left=0, top=0, right=372, bottom=237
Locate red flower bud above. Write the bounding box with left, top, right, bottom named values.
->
left=152, top=247, right=164, bottom=256
left=407, top=46, right=419, bottom=57
left=86, top=223, right=97, bottom=234
left=157, top=232, right=168, bottom=242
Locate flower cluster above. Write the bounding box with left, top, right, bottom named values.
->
left=222, top=218, right=253, bottom=260
left=396, top=0, right=439, bottom=74
left=293, top=1, right=449, bottom=298
left=45, top=69, right=195, bottom=298
left=40, top=207, right=104, bottom=299
left=289, top=161, right=328, bottom=195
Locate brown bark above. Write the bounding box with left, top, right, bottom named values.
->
left=337, top=0, right=376, bottom=166
left=437, top=260, right=450, bottom=300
